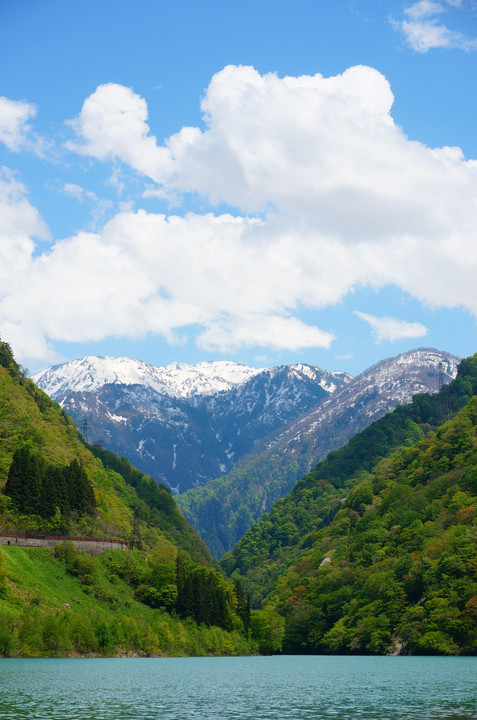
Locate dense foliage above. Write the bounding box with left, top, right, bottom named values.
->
left=222, top=355, right=477, bottom=607
left=270, top=397, right=477, bottom=655
left=0, top=537, right=285, bottom=657
left=0, top=543, right=257, bottom=657
left=5, top=448, right=95, bottom=519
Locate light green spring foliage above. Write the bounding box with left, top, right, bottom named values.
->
left=0, top=339, right=279, bottom=657
left=0, top=545, right=253, bottom=657
left=258, top=397, right=477, bottom=655
left=0, top=341, right=213, bottom=564
left=0, top=549, right=7, bottom=593
left=223, top=355, right=477, bottom=606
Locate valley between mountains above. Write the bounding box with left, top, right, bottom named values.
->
left=34, top=348, right=458, bottom=557
left=1, top=339, right=477, bottom=656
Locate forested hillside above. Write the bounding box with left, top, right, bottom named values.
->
left=0, top=339, right=279, bottom=657
left=264, top=396, right=477, bottom=654
left=0, top=339, right=212, bottom=563
left=222, top=355, right=477, bottom=608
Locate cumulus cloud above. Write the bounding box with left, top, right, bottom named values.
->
left=2, top=65, right=477, bottom=366
left=0, top=97, right=45, bottom=154
left=0, top=169, right=52, bottom=362
left=392, top=1, right=477, bottom=52
left=354, top=311, right=428, bottom=342
left=67, top=66, right=477, bottom=244
left=0, top=206, right=337, bottom=366
left=197, top=314, right=335, bottom=353
left=66, top=83, right=169, bottom=180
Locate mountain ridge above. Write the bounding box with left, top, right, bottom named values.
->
left=33, top=357, right=351, bottom=493
left=224, top=356, right=477, bottom=655
left=178, top=348, right=459, bottom=557
left=0, top=338, right=272, bottom=657
left=33, top=357, right=265, bottom=399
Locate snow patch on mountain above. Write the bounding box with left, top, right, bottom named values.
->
left=33, top=356, right=263, bottom=399
left=33, top=355, right=351, bottom=494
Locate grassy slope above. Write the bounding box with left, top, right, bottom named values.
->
left=0, top=545, right=251, bottom=657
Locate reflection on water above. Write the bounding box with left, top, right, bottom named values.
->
left=0, top=656, right=476, bottom=720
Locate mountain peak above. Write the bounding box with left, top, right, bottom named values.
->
left=33, top=356, right=263, bottom=399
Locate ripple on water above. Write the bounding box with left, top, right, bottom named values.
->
left=0, top=656, right=476, bottom=720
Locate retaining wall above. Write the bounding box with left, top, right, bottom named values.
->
left=0, top=531, right=127, bottom=555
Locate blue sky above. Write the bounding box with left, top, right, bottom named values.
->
left=1, top=0, right=477, bottom=375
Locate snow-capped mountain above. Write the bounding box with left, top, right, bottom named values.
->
left=33, top=357, right=263, bottom=399
left=176, top=348, right=460, bottom=557
left=258, top=348, right=460, bottom=467
left=33, top=357, right=350, bottom=493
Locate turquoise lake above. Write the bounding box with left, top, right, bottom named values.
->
left=0, top=655, right=476, bottom=719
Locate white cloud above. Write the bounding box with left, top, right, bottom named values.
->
left=354, top=311, right=428, bottom=342
left=405, top=1, right=446, bottom=20
left=0, top=169, right=52, bottom=363
left=66, top=83, right=168, bottom=180
left=0, top=97, right=46, bottom=154
left=0, top=207, right=337, bottom=366
left=392, top=1, right=477, bottom=51
left=63, top=183, right=98, bottom=202
left=2, top=65, right=477, bottom=367
left=197, top=314, right=335, bottom=353
left=66, top=67, right=477, bottom=245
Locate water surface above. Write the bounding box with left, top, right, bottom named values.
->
left=0, top=655, right=475, bottom=719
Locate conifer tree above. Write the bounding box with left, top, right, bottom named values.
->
left=5, top=447, right=44, bottom=514
left=39, top=467, right=59, bottom=518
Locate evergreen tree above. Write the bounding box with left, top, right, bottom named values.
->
left=39, top=466, right=59, bottom=518
left=176, top=553, right=195, bottom=619
left=5, top=447, right=95, bottom=519
left=234, top=579, right=251, bottom=633
left=5, top=447, right=44, bottom=514
left=64, top=459, right=95, bottom=513
left=21, top=452, right=44, bottom=515
left=4, top=448, right=26, bottom=507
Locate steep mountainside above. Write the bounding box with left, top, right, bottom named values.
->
left=0, top=343, right=213, bottom=564
left=178, top=349, right=459, bottom=557
left=253, top=384, right=477, bottom=655
left=222, top=354, right=477, bottom=611
left=33, top=358, right=350, bottom=493
left=0, top=339, right=279, bottom=657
